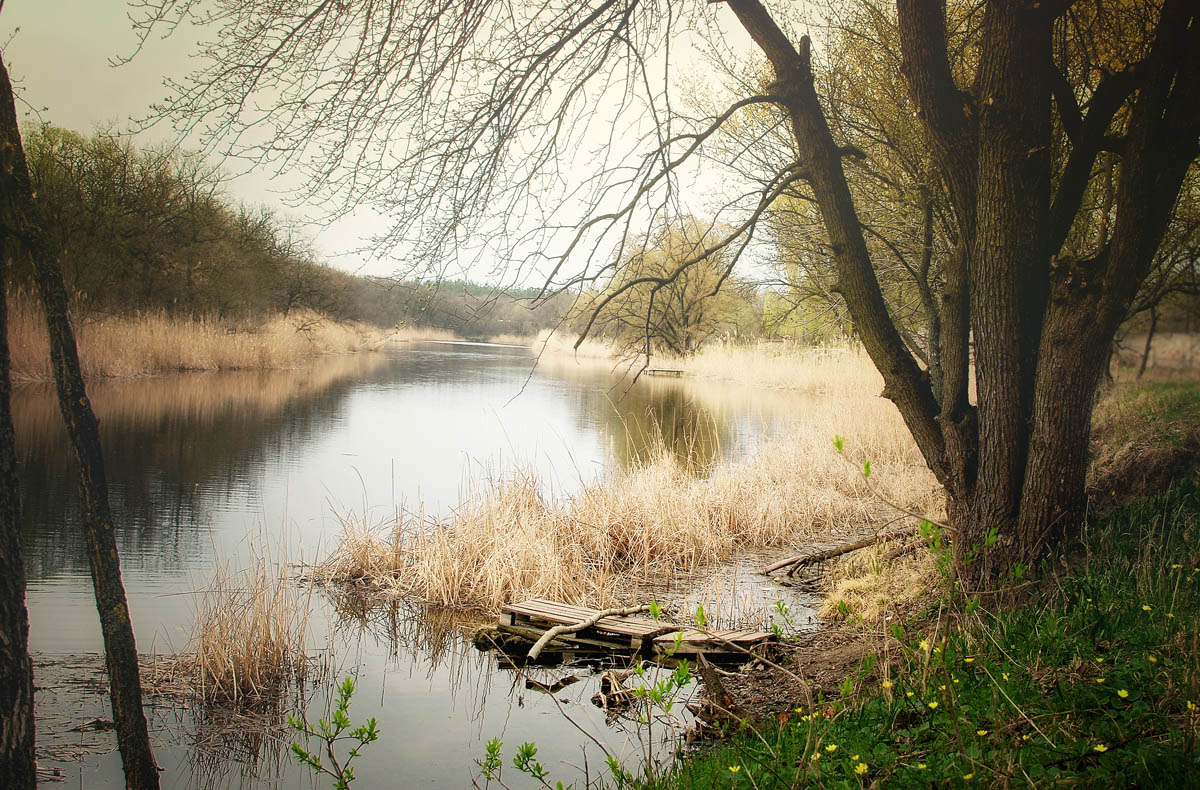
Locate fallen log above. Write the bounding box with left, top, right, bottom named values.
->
left=763, top=529, right=917, bottom=576
left=527, top=604, right=651, bottom=660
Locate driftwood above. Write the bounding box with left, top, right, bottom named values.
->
left=763, top=529, right=917, bottom=576
left=526, top=604, right=651, bottom=660
left=590, top=668, right=638, bottom=709
left=524, top=674, right=581, bottom=695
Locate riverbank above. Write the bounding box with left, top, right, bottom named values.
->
left=643, top=477, right=1200, bottom=788
left=7, top=297, right=456, bottom=380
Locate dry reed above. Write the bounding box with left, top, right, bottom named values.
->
left=158, top=553, right=312, bottom=703
left=316, top=348, right=940, bottom=613
left=819, top=542, right=937, bottom=621
left=6, top=295, right=456, bottom=381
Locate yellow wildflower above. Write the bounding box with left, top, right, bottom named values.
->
left=1002, top=672, right=1010, bottom=681
left=1187, top=701, right=1197, bottom=712
left=1094, top=744, right=1108, bottom=753
left=976, top=729, right=988, bottom=736
left=728, top=765, right=741, bottom=773
left=1096, top=678, right=1106, bottom=684
left=1118, top=689, right=1129, bottom=699
left=882, top=680, right=894, bottom=689
left=964, top=657, right=975, bottom=664
left=917, top=764, right=927, bottom=770
left=1142, top=604, right=1152, bottom=611
left=906, top=691, right=914, bottom=697
left=919, top=639, right=929, bottom=651
left=1148, top=655, right=1158, bottom=664
left=964, top=773, right=974, bottom=780
left=928, top=701, right=939, bottom=709
left=825, top=744, right=838, bottom=753
left=854, top=763, right=868, bottom=775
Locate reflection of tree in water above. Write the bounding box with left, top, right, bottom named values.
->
left=14, top=353, right=395, bottom=580
left=584, top=377, right=729, bottom=473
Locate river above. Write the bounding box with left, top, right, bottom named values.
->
left=17, top=341, right=820, bottom=788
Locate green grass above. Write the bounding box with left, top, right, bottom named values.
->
left=1093, top=381, right=1200, bottom=450
left=647, top=480, right=1200, bottom=788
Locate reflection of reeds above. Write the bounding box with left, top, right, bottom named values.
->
left=11, top=352, right=392, bottom=446
left=7, top=295, right=454, bottom=380
left=154, top=552, right=313, bottom=703
left=315, top=343, right=940, bottom=611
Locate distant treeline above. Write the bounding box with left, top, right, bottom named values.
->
left=14, top=124, right=572, bottom=337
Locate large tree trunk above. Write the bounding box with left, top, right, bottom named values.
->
left=727, top=0, right=1198, bottom=590
left=0, top=166, right=37, bottom=790
left=0, top=54, right=161, bottom=790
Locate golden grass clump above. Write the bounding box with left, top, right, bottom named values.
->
left=162, top=555, right=312, bottom=703
left=6, top=295, right=456, bottom=381
left=317, top=345, right=940, bottom=612
left=818, top=542, right=938, bottom=622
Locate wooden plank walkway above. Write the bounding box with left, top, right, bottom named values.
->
left=498, top=598, right=775, bottom=661
left=643, top=368, right=684, bottom=377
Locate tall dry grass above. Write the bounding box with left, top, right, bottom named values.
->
left=158, top=553, right=313, bottom=703
left=317, top=348, right=939, bottom=612
left=6, top=296, right=456, bottom=381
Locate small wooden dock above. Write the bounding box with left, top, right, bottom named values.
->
left=497, top=599, right=775, bottom=662
left=643, top=368, right=685, bottom=377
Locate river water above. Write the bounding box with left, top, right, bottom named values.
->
left=17, top=342, right=819, bottom=788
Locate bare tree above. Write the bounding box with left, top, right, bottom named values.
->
left=132, top=0, right=1200, bottom=586
left=0, top=58, right=36, bottom=790
left=0, top=53, right=160, bottom=790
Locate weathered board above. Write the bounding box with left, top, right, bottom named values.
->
left=498, top=599, right=776, bottom=661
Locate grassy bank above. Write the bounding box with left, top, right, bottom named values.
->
left=316, top=347, right=939, bottom=612
left=7, top=296, right=455, bottom=380
left=648, top=479, right=1200, bottom=789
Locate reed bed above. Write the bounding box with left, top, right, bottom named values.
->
left=154, top=554, right=312, bottom=703
left=316, top=348, right=939, bottom=613
left=6, top=296, right=454, bottom=380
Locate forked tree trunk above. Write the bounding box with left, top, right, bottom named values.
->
left=726, top=0, right=1198, bottom=589
left=0, top=55, right=161, bottom=790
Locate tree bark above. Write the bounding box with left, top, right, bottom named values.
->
left=0, top=54, right=161, bottom=790
left=0, top=124, right=37, bottom=789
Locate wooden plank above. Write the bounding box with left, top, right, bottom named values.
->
left=497, top=622, right=629, bottom=653
left=502, top=600, right=671, bottom=638
left=654, top=629, right=773, bottom=644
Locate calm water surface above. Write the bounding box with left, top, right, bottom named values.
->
left=17, top=342, right=816, bottom=788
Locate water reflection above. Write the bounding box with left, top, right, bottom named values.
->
left=17, top=342, right=806, bottom=787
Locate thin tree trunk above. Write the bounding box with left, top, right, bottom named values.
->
left=0, top=54, right=160, bottom=790
left=0, top=200, right=37, bottom=790
left=1137, top=308, right=1158, bottom=379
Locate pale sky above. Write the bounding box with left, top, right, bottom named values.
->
left=1, top=2, right=777, bottom=284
